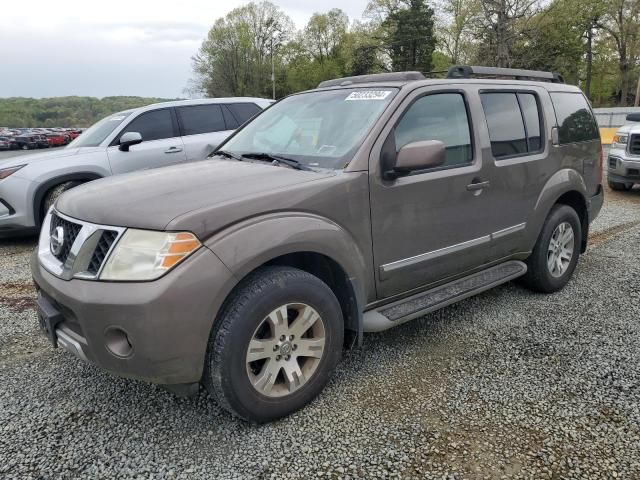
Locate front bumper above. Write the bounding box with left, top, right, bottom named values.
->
left=31, top=247, right=237, bottom=385
left=607, top=154, right=640, bottom=182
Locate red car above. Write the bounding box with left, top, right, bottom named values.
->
left=46, top=133, right=67, bottom=147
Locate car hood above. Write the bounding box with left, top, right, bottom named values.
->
left=0, top=147, right=102, bottom=169
left=617, top=123, right=640, bottom=134
left=56, top=159, right=334, bottom=235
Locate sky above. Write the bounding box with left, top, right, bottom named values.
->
left=0, top=0, right=370, bottom=99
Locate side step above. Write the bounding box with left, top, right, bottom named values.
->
left=363, top=260, right=527, bottom=332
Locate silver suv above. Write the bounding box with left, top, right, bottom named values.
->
left=607, top=112, right=640, bottom=190
left=0, top=98, right=272, bottom=237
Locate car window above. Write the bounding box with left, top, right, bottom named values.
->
left=70, top=112, right=132, bottom=148
left=550, top=92, right=599, bottom=144
left=121, top=109, right=175, bottom=142
left=222, top=105, right=239, bottom=129
left=518, top=93, right=542, bottom=152
left=481, top=93, right=528, bottom=158
left=227, top=103, right=261, bottom=125
left=394, top=93, right=472, bottom=168
left=177, top=104, right=226, bottom=136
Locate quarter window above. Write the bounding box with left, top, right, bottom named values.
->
left=394, top=93, right=472, bottom=168
left=177, top=104, right=226, bottom=136
left=550, top=92, right=599, bottom=144
left=121, top=109, right=175, bottom=142
left=518, top=93, right=542, bottom=152
left=227, top=103, right=261, bottom=125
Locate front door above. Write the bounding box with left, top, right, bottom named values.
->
left=107, top=107, right=186, bottom=174
left=369, top=87, right=501, bottom=299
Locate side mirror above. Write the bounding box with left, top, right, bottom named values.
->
left=626, top=113, right=640, bottom=123
left=118, top=131, right=143, bottom=152
left=387, top=140, right=446, bottom=179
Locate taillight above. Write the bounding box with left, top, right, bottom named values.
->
left=598, top=145, right=604, bottom=184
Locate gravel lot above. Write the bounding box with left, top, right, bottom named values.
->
left=1, top=184, right=639, bottom=479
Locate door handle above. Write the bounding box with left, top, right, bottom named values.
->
left=165, top=146, right=183, bottom=154
left=466, top=180, right=490, bottom=191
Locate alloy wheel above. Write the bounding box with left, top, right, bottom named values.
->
left=246, top=303, right=326, bottom=398
left=547, top=221, right=574, bottom=278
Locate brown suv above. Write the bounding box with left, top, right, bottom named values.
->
left=32, top=66, right=604, bottom=422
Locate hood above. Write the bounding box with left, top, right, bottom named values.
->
left=617, top=123, right=640, bottom=134
left=0, top=147, right=100, bottom=169
left=56, top=159, right=333, bottom=234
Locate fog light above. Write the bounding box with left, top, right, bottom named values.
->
left=104, top=327, right=133, bottom=358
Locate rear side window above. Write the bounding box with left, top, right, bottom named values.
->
left=550, top=92, right=599, bottom=144
left=178, top=104, right=226, bottom=136
left=121, top=109, right=175, bottom=142
left=226, top=103, right=261, bottom=125
left=481, top=92, right=543, bottom=159
left=394, top=93, right=472, bottom=168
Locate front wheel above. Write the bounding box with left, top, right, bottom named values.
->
left=521, top=204, right=581, bottom=293
left=204, top=266, right=343, bottom=422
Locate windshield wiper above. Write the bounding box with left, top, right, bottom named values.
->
left=210, top=149, right=242, bottom=161
left=241, top=152, right=312, bottom=171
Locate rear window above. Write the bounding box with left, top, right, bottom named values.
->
left=178, top=104, right=226, bottom=136
left=550, top=92, right=599, bottom=144
left=481, top=92, right=545, bottom=159
left=226, top=103, right=261, bottom=125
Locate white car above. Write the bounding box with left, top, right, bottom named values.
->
left=0, top=97, right=273, bottom=237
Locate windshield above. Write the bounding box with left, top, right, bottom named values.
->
left=221, top=88, right=398, bottom=169
left=68, top=111, right=132, bottom=148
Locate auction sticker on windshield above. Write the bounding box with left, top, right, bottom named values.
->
left=345, top=91, right=392, bottom=101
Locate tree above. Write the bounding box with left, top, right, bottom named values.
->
left=192, top=2, right=294, bottom=98
left=597, top=0, right=640, bottom=105
left=380, top=0, right=437, bottom=72
left=437, top=0, right=481, bottom=64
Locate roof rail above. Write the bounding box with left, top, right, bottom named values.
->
left=317, top=71, right=426, bottom=88
left=446, top=65, right=564, bottom=83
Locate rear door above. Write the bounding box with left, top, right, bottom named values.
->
left=107, top=108, right=186, bottom=174
left=176, top=104, right=231, bottom=160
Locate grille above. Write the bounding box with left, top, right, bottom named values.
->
left=49, top=213, right=82, bottom=264
left=87, top=230, right=119, bottom=275
left=628, top=168, right=640, bottom=176
left=630, top=134, right=640, bottom=155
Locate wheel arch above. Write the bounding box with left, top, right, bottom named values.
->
left=33, top=172, right=103, bottom=225
left=529, top=169, right=589, bottom=253
left=205, top=213, right=371, bottom=348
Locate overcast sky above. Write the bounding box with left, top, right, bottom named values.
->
left=0, top=0, right=369, bottom=99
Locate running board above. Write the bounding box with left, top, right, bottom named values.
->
left=363, top=261, right=527, bottom=332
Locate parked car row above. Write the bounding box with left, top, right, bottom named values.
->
left=0, top=127, right=83, bottom=150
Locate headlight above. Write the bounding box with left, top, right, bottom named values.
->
left=612, top=134, right=628, bottom=149
left=0, top=164, right=25, bottom=180
left=100, top=229, right=201, bottom=281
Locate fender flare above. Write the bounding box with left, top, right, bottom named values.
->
left=204, top=212, right=370, bottom=340
left=526, top=168, right=588, bottom=252
left=33, top=172, right=103, bottom=225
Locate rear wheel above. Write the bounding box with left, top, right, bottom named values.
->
left=521, top=204, right=581, bottom=293
left=204, top=266, right=343, bottom=422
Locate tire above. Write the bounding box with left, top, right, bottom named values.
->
left=608, top=179, right=631, bottom=191
left=42, top=181, right=81, bottom=214
left=204, top=266, right=344, bottom=423
left=521, top=204, right=581, bottom=293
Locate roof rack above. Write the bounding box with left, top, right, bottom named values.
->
left=446, top=65, right=564, bottom=83
left=317, top=71, right=425, bottom=88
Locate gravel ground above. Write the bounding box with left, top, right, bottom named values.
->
left=1, top=184, right=639, bottom=479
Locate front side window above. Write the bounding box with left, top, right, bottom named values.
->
left=120, top=109, right=175, bottom=143
left=550, top=92, right=599, bottom=144
left=394, top=93, right=472, bottom=168
left=69, top=111, right=132, bottom=148
left=221, top=88, right=398, bottom=169
left=178, top=104, right=226, bottom=136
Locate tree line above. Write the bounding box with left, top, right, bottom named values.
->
left=0, top=96, right=175, bottom=128
left=190, top=0, right=640, bottom=107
